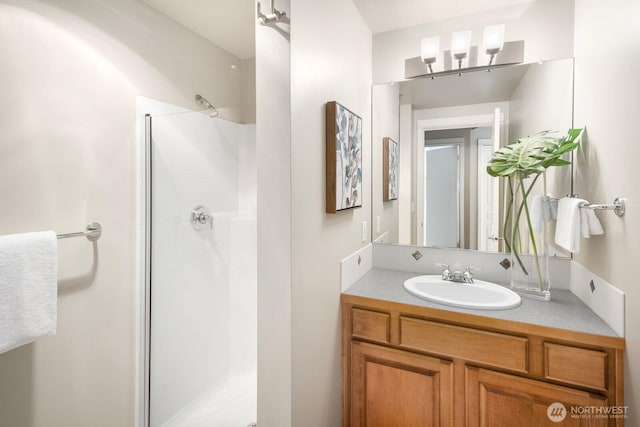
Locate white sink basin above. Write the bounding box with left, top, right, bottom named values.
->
left=403, top=275, right=521, bottom=310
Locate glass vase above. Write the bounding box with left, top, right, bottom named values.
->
left=505, top=173, right=550, bottom=300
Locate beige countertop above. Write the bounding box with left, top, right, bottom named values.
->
left=344, top=268, right=620, bottom=338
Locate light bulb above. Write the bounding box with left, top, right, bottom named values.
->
left=421, top=36, right=440, bottom=64
left=451, top=30, right=472, bottom=59
left=484, top=24, right=505, bottom=55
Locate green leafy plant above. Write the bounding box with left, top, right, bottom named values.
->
left=487, top=128, right=583, bottom=290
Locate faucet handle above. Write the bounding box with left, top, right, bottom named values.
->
left=191, top=205, right=214, bottom=231
left=463, top=266, right=481, bottom=282
left=435, top=263, right=451, bottom=280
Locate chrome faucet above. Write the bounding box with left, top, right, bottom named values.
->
left=435, top=263, right=480, bottom=284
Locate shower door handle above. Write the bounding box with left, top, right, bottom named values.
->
left=191, top=205, right=213, bottom=230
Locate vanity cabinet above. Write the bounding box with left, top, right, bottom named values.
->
left=466, top=367, right=608, bottom=427
left=342, top=295, right=625, bottom=427
left=350, top=342, right=453, bottom=427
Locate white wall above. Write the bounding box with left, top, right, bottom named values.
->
left=573, top=0, right=640, bottom=422
left=255, top=0, right=292, bottom=426
left=0, top=1, right=243, bottom=425
left=508, top=59, right=574, bottom=194
left=372, top=83, right=400, bottom=243
left=509, top=60, right=574, bottom=142
left=239, top=123, right=258, bottom=214
left=241, top=57, right=257, bottom=124
left=372, top=0, right=574, bottom=84
left=290, top=0, right=372, bottom=425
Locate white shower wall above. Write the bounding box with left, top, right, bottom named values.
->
left=150, top=110, right=256, bottom=426
left=238, top=124, right=258, bottom=216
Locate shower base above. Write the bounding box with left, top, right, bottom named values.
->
left=163, top=367, right=257, bottom=427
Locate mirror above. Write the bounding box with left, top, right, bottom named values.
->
left=372, top=57, right=574, bottom=255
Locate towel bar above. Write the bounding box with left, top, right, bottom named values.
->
left=548, top=196, right=626, bottom=217
left=57, top=223, right=102, bottom=241
left=580, top=198, right=625, bottom=217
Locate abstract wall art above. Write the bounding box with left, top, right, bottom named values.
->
left=326, top=101, right=363, bottom=213
left=383, top=137, right=399, bottom=201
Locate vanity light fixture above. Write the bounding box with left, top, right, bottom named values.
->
left=405, top=26, right=522, bottom=79
left=483, top=24, right=506, bottom=65
left=451, top=30, right=472, bottom=74
left=420, top=36, right=440, bottom=78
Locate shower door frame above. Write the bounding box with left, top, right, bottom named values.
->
left=143, top=114, right=153, bottom=427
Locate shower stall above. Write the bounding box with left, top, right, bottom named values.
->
left=142, top=98, right=256, bottom=427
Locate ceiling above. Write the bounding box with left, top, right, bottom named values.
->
left=352, top=0, right=535, bottom=34
left=139, top=0, right=535, bottom=59
left=139, top=0, right=256, bottom=59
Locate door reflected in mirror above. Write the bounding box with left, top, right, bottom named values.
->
left=424, top=140, right=461, bottom=248
left=372, top=57, right=574, bottom=256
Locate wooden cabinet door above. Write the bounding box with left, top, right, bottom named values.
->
left=350, top=341, right=453, bottom=427
left=466, top=367, right=609, bottom=427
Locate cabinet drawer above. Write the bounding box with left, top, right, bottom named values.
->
left=544, top=342, right=607, bottom=391
left=400, top=317, right=528, bottom=373
left=352, top=308, right=390, bottom=343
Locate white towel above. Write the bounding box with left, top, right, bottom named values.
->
left=530, top=195, right=545, bottom=233
left=0, top=231, right=57, bottom=354
left=547, top=196, right=558, bottom=221
left=530, top=195, right=557, bottom=233
left=580, top=207, right=605, bottom=238
left=555, top=197, right=586, bottom=253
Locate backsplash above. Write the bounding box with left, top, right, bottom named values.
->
left=570, top=262, right=625, bottom=336
left=340, top=244, right=373, bottom=292
left=371, top=243, right=571, bottom=289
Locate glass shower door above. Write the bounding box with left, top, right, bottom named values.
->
left=146, top=109, right=256, bottom=427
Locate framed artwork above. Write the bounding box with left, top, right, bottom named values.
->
left=383, top=137, right=399, bottom=201
left=326, top=101, right=363, bottom=213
